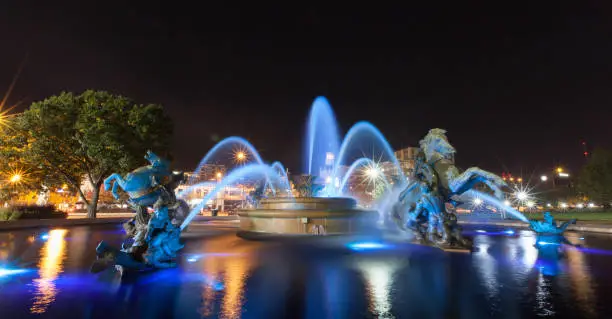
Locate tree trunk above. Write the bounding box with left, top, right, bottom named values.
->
left=87, top=184, right=101, bottom=218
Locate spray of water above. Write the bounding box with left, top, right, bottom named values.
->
left=189, top=136, right=264, bottom=185
left=177, top=181, right=215, bottom=199
left=331, top=121, right=404, bottom=192
left=271, top=161, right=292, bottom=194
left=180, top=164, right=284, bottom=230
left=466, top=190, right=529, bottom=222
left=336, top=157, right=391, bottom=196
left=305, top=96, right=341, bottom=175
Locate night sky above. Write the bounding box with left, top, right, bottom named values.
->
left=1, top=2, right=611, bottom=176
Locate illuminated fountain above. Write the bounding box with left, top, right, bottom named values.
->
left=179, top=96, right=541, bottom=243
left=180, top=96, right=399, bottom=237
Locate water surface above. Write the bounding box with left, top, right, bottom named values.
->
left=0, top=224, right=611, bottom=318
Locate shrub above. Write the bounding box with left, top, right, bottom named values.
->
left=0, top=208, right=23, bottom=221
left=0, top=205, right=67, bottom=221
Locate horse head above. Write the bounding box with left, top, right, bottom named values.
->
left=419, top=128, right=456, bottom=163
left=145, top=150, right=170, bottom=171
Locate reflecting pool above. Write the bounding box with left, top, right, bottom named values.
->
left=0, top=225, right=611, bottom=318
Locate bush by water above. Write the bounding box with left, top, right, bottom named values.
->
left=0, top=205, right=67, bottom=221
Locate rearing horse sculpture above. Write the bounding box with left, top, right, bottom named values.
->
left=394, top=129, right=507, bottom=248
left=103, top=151, right=172, bottom=207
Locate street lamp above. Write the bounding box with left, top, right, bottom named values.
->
left=516, top=191, right=528, bottom=201
left=9, top=174, right=21, bottom=183
left=216, top=172, right=223, bottom=179
left=540, top=175, right=548, bottom=182
left=235, top=151, right=246, bottom=162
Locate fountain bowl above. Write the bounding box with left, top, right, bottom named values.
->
left=237, top=197, right=379, bottom=239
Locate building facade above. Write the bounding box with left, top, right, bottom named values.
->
left=394, top=147, right=420, bottom=177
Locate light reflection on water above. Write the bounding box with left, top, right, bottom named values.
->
left=196, top=235, right=260, bottom=319
left=0, top=225, right=610, bottom=318
left=30, top=229, right=67, bottom=314
left=355, top=258, right=402, bottom=319
left=472, top=235, right=499, bottom=298
left=565, top=233, right=596, bottom=317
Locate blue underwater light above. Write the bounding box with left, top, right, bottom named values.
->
left=0, top=267, right=28, bottom=278
left=346, top=241, right=388, bottom=251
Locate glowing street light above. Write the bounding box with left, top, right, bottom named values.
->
left=517, top=177, right=523, bottom=183
left=216, top=172, right=223, bottom=179
left=577, top=203, right=584, bottom=209
left=588, top=203, right=595, bottom=208
left=560, top=202, right=568, bottom=208
left=473, top=198, right=483, bottom=206
left=540, top=175, right=548, bottom=182
left=9, top=174, right=21, bottom=183
left=232, top=147, right=249, bottom=165
left=235, top=151, right=246, bottom=162
left=526, top=201, right=535, bottom=208
left=516, top=191, right=528, bottom=201
left=556, top=167, right=563, bottom=173
left=503, top=200, right=511, bottom=206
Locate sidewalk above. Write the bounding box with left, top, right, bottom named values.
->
left=0, top=217, right=128, bottom=231
left=0, top=214, right=239, bottom=231
left=458, top=219, right=612, bottom=234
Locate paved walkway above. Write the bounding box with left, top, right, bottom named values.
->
left=0, top=214, right=238, bottom=231
left=458, top=219, right=612, bottom=234
left=2, top=214, right=612, bottom=234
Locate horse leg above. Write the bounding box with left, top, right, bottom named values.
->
left=104, top=173, right=121, bottom=191
left=108, top=175, right=127, bottom=200
left=451, top=169, right=505, bottom=198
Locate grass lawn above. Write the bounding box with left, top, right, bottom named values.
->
left=523, top=211, right=612, bottom=222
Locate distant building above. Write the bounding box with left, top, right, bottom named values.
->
left=394, top=147, right=419, bottom=177
left=184, top=164, right=226, bottom=183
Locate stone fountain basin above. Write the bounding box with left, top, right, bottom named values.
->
left=237, top=197, right=379, bottom=239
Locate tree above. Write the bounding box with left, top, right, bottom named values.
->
left=12, top=90, right=172, bottom=217
left=578, top=148, right=612, bottom=206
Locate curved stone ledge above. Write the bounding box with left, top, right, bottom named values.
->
left=257, top=197, right=357, bottom=210
left=237, top=197, right=378, bottom=237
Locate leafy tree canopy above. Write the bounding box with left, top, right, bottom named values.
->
left=6, top=90, right=173, bottom=217
left=578, top=148, right=612, bottom=206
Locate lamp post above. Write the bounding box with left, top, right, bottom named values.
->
left=9, top=174, right=21, bottom=204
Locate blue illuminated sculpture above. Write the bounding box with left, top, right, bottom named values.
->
left=92, top=151, right=188, bottom=272
left=394, top=129, right=507, bottom=249
left=529, top=212, right=576, bottom=235
left=530, top=212, right=577, bottom=254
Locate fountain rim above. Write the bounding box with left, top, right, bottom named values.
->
left=236, top=209, right=378, bottom=218
left=257, top=197, right=357, bottom=205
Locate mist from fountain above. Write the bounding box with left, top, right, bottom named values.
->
left=271, top=161, right=292, bottom=195
left=180, top=164, right=286, bottom=230
left=177, top=181, right=215, bottom=200
left=189, top=136, right=265, bottom=185
left=305, top=96, right=341, bottom=176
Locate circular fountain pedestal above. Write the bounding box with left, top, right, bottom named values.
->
left=237, top=197, right=379, bottom=239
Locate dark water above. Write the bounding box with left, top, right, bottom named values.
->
left=0, top=224, right=611, bottom=319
